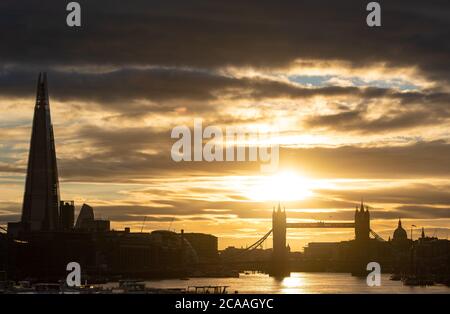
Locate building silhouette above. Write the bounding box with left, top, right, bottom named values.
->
left=271, top=203, right=288, bottom=275
left=182, top=232, right=218, bottom=263
left=392, top=219, right=408, bottom=242
left=21, top=73, right=60, bottom=231
left=1, top=73, right=447, bottom=284
left=354, top=201, right=370, bottom=241
left=2, top=74, right=210, bottom=281
left=59, top=201, right=75, bottom=231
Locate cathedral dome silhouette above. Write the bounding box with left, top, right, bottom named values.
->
left=393, top=219, right=407, bottom=241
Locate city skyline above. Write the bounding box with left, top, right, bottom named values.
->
left=0, top=0, right=449, bottom=250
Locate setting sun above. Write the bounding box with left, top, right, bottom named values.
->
left=245, top=171, right=314, bottom=202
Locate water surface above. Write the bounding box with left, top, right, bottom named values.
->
left=105, top=272, right=450, bottom=294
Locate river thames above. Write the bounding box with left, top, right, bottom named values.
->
left=105, top=272, right=450, bottom=294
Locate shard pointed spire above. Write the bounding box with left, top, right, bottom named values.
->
left=36, top=72, right=49, bottom=107
left=21, top=73, right=60, bottom=231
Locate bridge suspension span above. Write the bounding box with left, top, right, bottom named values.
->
left=222, top=229, right=272, bottom=260
left=370, top=228, right=386, bottom=241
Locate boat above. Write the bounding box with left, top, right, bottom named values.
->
left=402, top=276, right=435, bottom=286
left=186, top=285, right=229, bottom=294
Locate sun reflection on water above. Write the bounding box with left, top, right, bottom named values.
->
left=280, top=273, right=309, bottom=294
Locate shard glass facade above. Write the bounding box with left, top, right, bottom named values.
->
left=21, top=73, right=60, bottom=231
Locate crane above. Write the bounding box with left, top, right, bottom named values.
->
left=168, top=217, right=175, bottom=231
left=140, top=216, right=147, bottom=233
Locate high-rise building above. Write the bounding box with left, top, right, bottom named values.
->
left=21, top=73, right=60, bottom=231
left=75, top=203, right=110, bottom=232
left=75, top=204, right=95, bottom=229
left=59, top=201, right=75, bottom=230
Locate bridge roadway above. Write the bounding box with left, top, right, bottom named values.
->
left=285, top=222, right=355, bottom=228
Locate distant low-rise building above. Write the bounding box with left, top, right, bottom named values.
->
left=182, top=232, right=218, bottom=263
left=303, top=242, right=339, bottom=260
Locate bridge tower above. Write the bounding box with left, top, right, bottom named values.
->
left=354, top=201, right=370, bottom=241
left=353, top=201, right=371, bottom=275
left=271, top=203, right=289, bottom=276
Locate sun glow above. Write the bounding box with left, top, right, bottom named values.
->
left=245, top=171, right=314, bottom=202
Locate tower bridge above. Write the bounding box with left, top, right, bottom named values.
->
left=225, top=202, right=382, bottom=276
left=271, top=201, right=371, bottom=275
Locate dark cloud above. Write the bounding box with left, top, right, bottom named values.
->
left=317, top=183, right=450, bottom=206
left=282, top=140, right=450, bottom=179
left=0, top=0, right=448, bottom=84
left=0, top=163, right=24, bottom=174
left=0, top=214, right=20, bottom=224
left=1, top=0, right=449, bottom=234
left=0, top=67, right=431, bottom=103
left=1, top=67, right=449, bottom=134
left=5, top=67, right=234, bottom=103
left=304, top=104, right=449, bottom=134
left=55, top=132, right=450, bottom=182
left=2, top=181, right=450, bottom=226
left=84, top=193, right=450, bottom=222
left=395, top=205, right=450, bottom=219
left=0, top=67, right=226, bottom=115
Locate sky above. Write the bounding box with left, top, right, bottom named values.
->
left=0, top=0, right=449, bottom=250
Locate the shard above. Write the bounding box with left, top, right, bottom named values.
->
left=21, top=73, right=60, bottom=231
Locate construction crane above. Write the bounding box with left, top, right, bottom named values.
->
left=140, top=216, right=147, bottom=233
left=168, top=217, right=175, bottom=231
